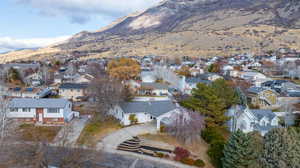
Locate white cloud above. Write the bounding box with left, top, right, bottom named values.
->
left=0, top=36, right=70, bottom=53
left=17, top=0, right=159, bottom=24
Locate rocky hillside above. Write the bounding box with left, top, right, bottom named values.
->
left=1, top=0, right=300, bottom=62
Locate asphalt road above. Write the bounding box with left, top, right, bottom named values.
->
left=0, top=145, right=177, bottom=168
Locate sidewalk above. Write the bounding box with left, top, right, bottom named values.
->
left=53, top=115, right=88, bottom=146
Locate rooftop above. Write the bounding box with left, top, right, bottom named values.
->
left=9, top=98, right=70, bottom=108
left=59, top=83, right=88, bottom=89
left=120, top=100, right=177, bottom=117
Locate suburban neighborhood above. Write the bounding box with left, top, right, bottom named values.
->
left=1, top=0, right=300, bottom=167
left=0, top=47, right=300, bottom=168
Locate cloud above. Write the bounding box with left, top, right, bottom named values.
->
left=0, top=36, right=70, bottom=53
left=17, top=0, right=159, bottom=24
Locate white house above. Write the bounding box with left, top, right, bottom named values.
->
left=180, top=76, right=211, bottom=95
left=240, top=71, right=267, bottom=81
left=59, top=83, right=89, bottom=101
left=8, top=98, right=77, bottom=124
left=141, top=71, right=156, bottom=83
left=110, top=100, right=179, bottom=130
left=139, top=82, right=169, bottom=96
left=227, top=106, right=279, bottom=135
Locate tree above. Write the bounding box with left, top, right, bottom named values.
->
left=0, top=91, right=9, bottom=145
left=89, top=76, right=126, bottom=120
left=175, top=66, right=192, bottom=77
left=211, top=79, right=240, bottom=108
left=166, top=108, right=205, bottom=144
left=107, top=58, right=141, bottom=81
left=7, top=67, right=23, bottom=85
left=208, top=63, right=221, bottom=73
left=222, top=130, right=259, bottom=168
left=181, top=83, right=229, bottom=129
left=261, top=128, right=300, bottom=168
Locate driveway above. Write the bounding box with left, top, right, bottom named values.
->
left=98, top=123, right=156, bottom=150
left=53, top=115, right=89, bottom=146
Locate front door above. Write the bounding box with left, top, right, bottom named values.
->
left=36, top=108, right=44, bottom=123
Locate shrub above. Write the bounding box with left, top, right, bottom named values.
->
left=201, top=127, right=225, bottom=144
left=129, top=114, right=138, bottom=125
left=174, top=147, right=190, bottom=161
left=194, top=159, right=206, bottom=167
left=180, top=158, right=195, bottom=165
left=156, top=152, right=164, bottom=158
left=207, top=140, right=225, bottom=168
left=160, top=125, right=166, bottom=133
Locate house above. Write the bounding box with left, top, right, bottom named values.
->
left=139, top=82, right=169, bottom=96
left=8, top=98, right=77, bottom=124
left=240, top=71, right=267, bottom=81
left=180, top=76, right=211, bottom=95
left=247, top=87, right=278, bottom=108
left=9, top=87, right=41, bottom=98
left=227, top=106, right=279, bottom=135
left=110, top=100, right=179, bottom=130
left=73, top=74, right=95, bottom=84
left=200, top=73, right=223, bottom=81
left=24, top=72, right=43, bottom=86
left=141, top=71, right=156, bottom=83
left=59, top=83, right=89, bottom=101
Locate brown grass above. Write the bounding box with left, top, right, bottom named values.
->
left=18, top=124, right=61, bottom=142
left=77, top=117, right=122, bottom=147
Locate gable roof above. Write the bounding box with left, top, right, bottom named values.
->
left=9, top=98, right=70, bottom=108
left=185, top=77, right=211, bottom=85
left=120, top=101, right=177, bottom=117
left=59, top=83, right=88, bottom=89
left=247, top=87, right=266, bottom=94
left=141, top=82, right=168, bottom=90
left=250, top=109, right=276, bottom=121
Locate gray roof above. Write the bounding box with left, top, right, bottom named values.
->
left=247, top=87, right=266, bottom=94
left=9, top=98, right=70, bottom=108
left=59, top=83, right=88, bottom=89
left=120, top=101, right=177, bottom=117
left=141, top=82, right=168, bottom=90
left=186, top=77, right=211, bottom=85
left=251, top=109, right=276, bottom=121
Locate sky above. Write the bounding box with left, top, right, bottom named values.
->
left=0, top=0, right=159, bottom=53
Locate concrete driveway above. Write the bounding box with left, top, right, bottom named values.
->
left=98, top=123, right=157, bottom=150
left=53, top=115, right=89, bottom=146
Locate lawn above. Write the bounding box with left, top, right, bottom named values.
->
left=139, top=133, right=214, bottom=168
left=77, top=117, right=122, bottom=147
left=18, top=124, right=61, bottom=142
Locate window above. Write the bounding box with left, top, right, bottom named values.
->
left=22, top=108, right=30, bottom=112
left=48, top=108, right=60, bottom=113
left=10, top=108, right=18, bottom=112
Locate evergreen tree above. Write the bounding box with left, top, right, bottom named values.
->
left=182, top=83, right=229, bottom=129
left=222, top=130, right=258, bottom=168
left=261, top=128, right=300, bottom=168
left=211, top=79, right=240, bottom=108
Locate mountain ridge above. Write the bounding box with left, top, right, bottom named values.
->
left=1, top=0, right=300, bottom=62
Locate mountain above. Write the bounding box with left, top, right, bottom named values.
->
left=1, top=0, right=300, bottom=62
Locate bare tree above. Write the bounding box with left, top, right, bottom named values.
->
left=89, top=75, right=126, bottom=120
left=0, top=95, right=9, bottom=145
left=166, top=108, right=205, bottom=144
